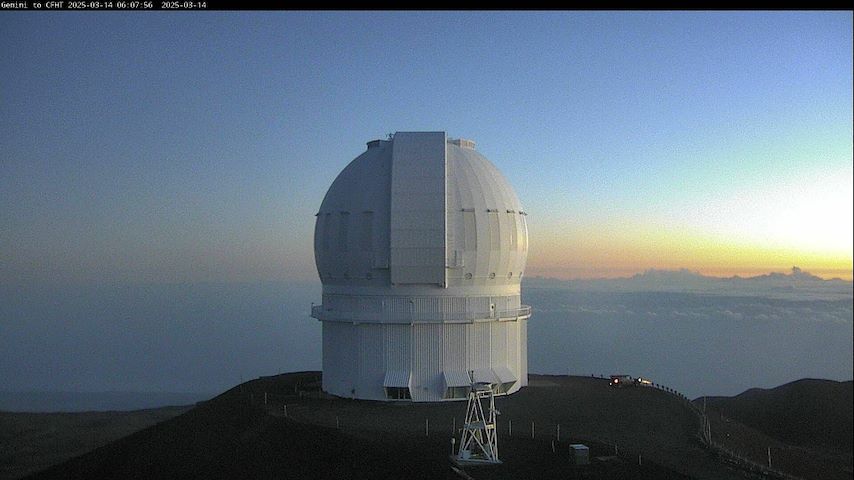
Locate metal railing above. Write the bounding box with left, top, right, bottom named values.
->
left=311, top=304, right=532, bottom=323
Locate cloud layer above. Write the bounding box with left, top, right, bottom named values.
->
left=1, top=269, right=850, bottom=404
left=524, top=271, right=852, bottom=397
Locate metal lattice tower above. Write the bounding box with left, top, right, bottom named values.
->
left=456, top=381, right=501, bottom=465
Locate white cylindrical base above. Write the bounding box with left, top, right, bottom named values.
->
left=321, top=319, right=528, bottom=402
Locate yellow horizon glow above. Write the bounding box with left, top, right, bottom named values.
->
left=527, top=165, right=853, bottom=281
left=692, top=172, right=854, bottom=257
left=528, top=220, right=853, bottom=281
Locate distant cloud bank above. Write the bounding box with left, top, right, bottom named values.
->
left=525, top=267, right=853, bottom=301
left=524, top=268, right=852, bottom=397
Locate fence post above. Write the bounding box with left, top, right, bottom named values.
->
left=426, top=418, right=429, bottom=437
left=557, top=424, right=560, bottom=441
left=336, top=416, right=340, bottom=429
left=531, top=420, right=535, bottom=439
left=264, top=392, right=267, bottom=405
left=283, top=404, right=287, bottom=417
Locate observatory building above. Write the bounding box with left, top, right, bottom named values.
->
left=311, top=132, right=530, bottom=402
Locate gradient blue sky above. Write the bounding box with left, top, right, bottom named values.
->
left=2, top=11, right=852, bottom=285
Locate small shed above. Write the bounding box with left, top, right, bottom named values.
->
left=569, top=444, right=590, bottom=465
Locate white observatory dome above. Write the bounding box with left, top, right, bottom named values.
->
left=311, top=132, right=530, bottom=402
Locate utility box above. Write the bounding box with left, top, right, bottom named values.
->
left=569, top=444, right=590, bottom=465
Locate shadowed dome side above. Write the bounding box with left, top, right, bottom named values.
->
left=313, top=140, right=392, bottom=287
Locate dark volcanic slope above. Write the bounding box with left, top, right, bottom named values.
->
left=0, top=406, right=189, bottom=480
left=27, top=373, right=361, bottom=480
left=700, top=378, right=853, bottom=453
left=28, top=373, right=736, bottom=480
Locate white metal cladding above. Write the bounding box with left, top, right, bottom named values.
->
left=506, top=320, right=519, bottom=377
left=444, top=370, right=472, bottom=388
left=494, top=365, right=517, bottom=384
left=490, top=321, right=507, bottom=367
left=320, top=320, right=527, bottom=401
left=317, top=293, right=524, bottom=323
left=446, top=144, right=528, bottom=287
left=520, top=319, right=528, bottom=387
left=313, top=132, right=530, bottom=402
left=383, top=370, right=412, bottom=388
left=357, top=324, right=385, bottom=399
left=467, top=322, right=491, bottom=371
left=472, top=368, right=498, bottom=384
left=442, top=323, right=467, bottom=373
left=390, top=132, right=446, bottom=285
left=411, top=323, right=444, bottom=401
left=322, top=322, right=356, bottom=396
left=314, top=140, right=392, bottom=286
left=384, top=324, right=410, bottom=379
left=313, top=132, right=528, bottom=292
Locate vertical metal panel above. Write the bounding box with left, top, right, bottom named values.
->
left=322, top=322, right=355, bottom=397
left=458, top=151, right=489, bottom=281
left=446, top=175, right=463, bottom=270
left=322, top=213, right=332, bottom=252
left=463, top=210, right=477, bottom=252
left=444, top=143, right=528, bottom=287
left=321, top=321, right=336, bottom=394
left=384, top=324, right=410, bottom=378
left=390, top=132, right=446, bottom=285
left=339, top=212, right=350, bottom=253
left=488, top=211, right=500, bottom=266
left=418, top=296, right=431, bottom=320
left=357, top=324, right=386, bottom=400
left=450, top=150, right=478, bottom=281
left=512, top=212, right=525, bottom=277
left=467, top=322, right=491, bottom=370
left=444, top=296, right=467, bottom=321
left=321, top=322, right=334, bottom=393
left=360, top=211, right=373, bottom=252
left=490, top=322, right=507, bottom=367
left=387, top=297, right=411, bottom=322
left=442, top=323, right=467, bottom=375
left=497, top=211, right=511, bottom=283
left=467, top=297, right=488, bottom=316
left=519, top=214, right=528, bottom=276
left=357, top=296, right=380, bottom=316
left=508, top=212, right=517, bottom=249
left=494, top=296, right=507, bottom=313
left=339, top=323, right=356, bottom=395
left=506, top=320, right=519, bottom=377
left=411, top=323, right=443, bottom=401
left=520, top=319, right=528, bottom=386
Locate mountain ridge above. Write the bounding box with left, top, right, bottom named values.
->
left=698, top=378, right=853, bottom=454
